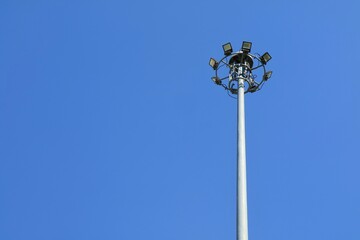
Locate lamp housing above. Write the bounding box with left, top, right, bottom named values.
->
left=209, top=58, right=219, bottom=70
left=241, top=41, right=252, bottom=53
left=211, top=76, right=222, bottom=85
left=248, top=85, right=258, bottom=93
left=260, top=52, right=272, bottom=64
left=222, top=42, right=233, bottom=56
left=263, top=71, right=272, bottom=81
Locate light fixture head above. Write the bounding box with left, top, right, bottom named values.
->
left=241, top=41, right=252, bottom=52
left=209, top=58, right=218, bottom=70
left=211, top=76, right=221, bottom=85
left=222, top=42, right=233, bottom=56
left=248, top=85, right=258, bottom=93
left=263, top=71, right=272, bottom=81
left=260, top=52, right=272, bottom=64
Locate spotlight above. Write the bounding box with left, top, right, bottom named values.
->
left=260, top=52, right=272, bottom=65
left=222, top=42, right=233, bottom=56
left=241, top=41, right=252, bottom=53
left=248, top=85, right=258, bottom=93
left=211, top=76, right=222, bottom=85
left=263, top=71, right=272, bottom=81
left=209, top=58, right=219, bottom=70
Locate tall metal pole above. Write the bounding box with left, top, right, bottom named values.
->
left=237, top=77, right=248, bottom=240
left=209, top=41, right=272, bottom=240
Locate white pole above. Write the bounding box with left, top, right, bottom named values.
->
left=237, top=77, right=248, bottom=240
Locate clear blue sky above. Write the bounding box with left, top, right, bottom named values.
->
left=1, top=1, right=359, bottom=239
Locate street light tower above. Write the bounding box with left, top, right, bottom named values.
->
left=209, top=41, right=272, bottom=240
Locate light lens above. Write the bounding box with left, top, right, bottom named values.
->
left=209, top=58, right=218, bottom=69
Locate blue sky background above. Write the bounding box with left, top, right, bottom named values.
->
left=1, top=0, right=360, bottom=239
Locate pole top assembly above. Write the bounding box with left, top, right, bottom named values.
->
left=209, top=41, right=273, bottom=95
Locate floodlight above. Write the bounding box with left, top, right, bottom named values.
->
left=263, top=71, right=272, bottom=81
left=260, top=52, right=272, bottom=64
left=241, top=41, right=252, bottom=52
left=211, top=76, right=221, bottom=85
left=209, top=58, right=218, bottom=70
left=222, top=42, right=233, bottom=55
left=248, top=85, right=258, bottom=93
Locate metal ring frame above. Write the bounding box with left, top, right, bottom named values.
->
left=213, top=51, right=269, bottom=95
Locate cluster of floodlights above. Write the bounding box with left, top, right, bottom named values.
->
left=209, top=41, right=272, bottom=95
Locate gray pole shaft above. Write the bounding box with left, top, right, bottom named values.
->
left=237, top=77, right=248, bottom=240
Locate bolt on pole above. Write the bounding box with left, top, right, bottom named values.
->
left=209, top=41, right=273, bottom=240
